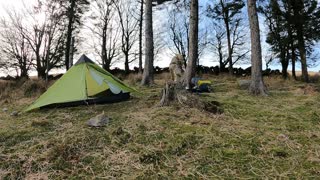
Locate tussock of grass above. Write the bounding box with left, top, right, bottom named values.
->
left=0, top=74, right=320, bottom=179
left=22, top=80, right=47, bottom=97
left=126, top=73, right=143, bottom=86
left=0, top=79, right=49, bottom=106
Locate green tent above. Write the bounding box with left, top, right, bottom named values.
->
left=24, top=55, right=135, bottom=112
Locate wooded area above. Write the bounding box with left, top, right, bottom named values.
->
left=0, top=0, right=319, bottom=86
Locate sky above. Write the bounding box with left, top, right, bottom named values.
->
left=0, top=0, right=26, bottom=12
left=0, top=0, right=319, bottom=77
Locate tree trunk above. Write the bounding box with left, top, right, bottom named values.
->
left=19, top=58, right=28, bottom=78
left=296, top=17, right=309, bottom=82
left=35, top=49, right=46, bottom=80
left=184, top=0, right=198, bottom=89
left=20, top=65, right=28, bottom=79
left=225, top=19, right=233, bottom=76
left=217, top=41, right=225, bottom=72
left=141, top=0, right=154, bottom=86
left=102, top=22, right=108, bottom=70
left=219, top=52, right=225, bottom=72
left=299, top=45, right=309, bottom=82
left=293, top=0, right=309, bottom=82
left=138, top=0, right=144, bottom=74
left=159, top=82, right=181, bottom=106
left=296, top=31, right=308, bottom=82
left=37, top=67, right=46, bottom=80
left=281, top=62, right=288, bottom=79
left=103, top=58, right=111, bottom=71
left=69, top=37, right=74, bottom=68
left=65, top=0, right=75, bottom=71
left=247, top=0, right=268, bottom=95
left=288, top=23, right=297, bottom=80
left=280, top=51, right=288, bottom=79
left=291, top=48, right=297, bottom=80
left=35, top=52, right=43, bottom=79
left=124, top=53, right=130, bottom=74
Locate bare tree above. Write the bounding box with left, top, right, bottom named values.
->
left=207, top=0, right=245, bottom=75
left=210, top=24, right=227, bottom=71
left=113, top=0, right=139, bottom=74
left=88, top=0, right=121, bottom=70
left=247, top=0, right=268, bottom=95
left=209, top=19, right=249, bottom=72
left=165, top=5, right=208, bottom=68
left=0, top=15, right=33, bottom=78
left=58, top=0, right=90, bottom=70
left=7, top=1, right=66, bottom=79
left=167, top=9, right=189, bottom=64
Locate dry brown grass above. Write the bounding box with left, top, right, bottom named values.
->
left=126, top=73, right=143, bottom=86
left=287, top=71, right=320, bottom=83
left=155, top=72, right=171, bottom=82
left=288, top=71, right=320, bottom=76
left=0, top=73, right=319, bottom=179
left=0, top=79, right=51, bottom=107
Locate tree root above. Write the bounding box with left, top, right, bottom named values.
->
left=159, top=81, right=223, bottom=114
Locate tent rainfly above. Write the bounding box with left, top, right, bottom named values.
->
left=24, top=55, right=135, bottom=112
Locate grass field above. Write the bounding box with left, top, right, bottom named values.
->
left=0, top=74, right=320, bottom=179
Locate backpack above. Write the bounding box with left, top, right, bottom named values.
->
left=191, top=77, right=212, bottom=92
